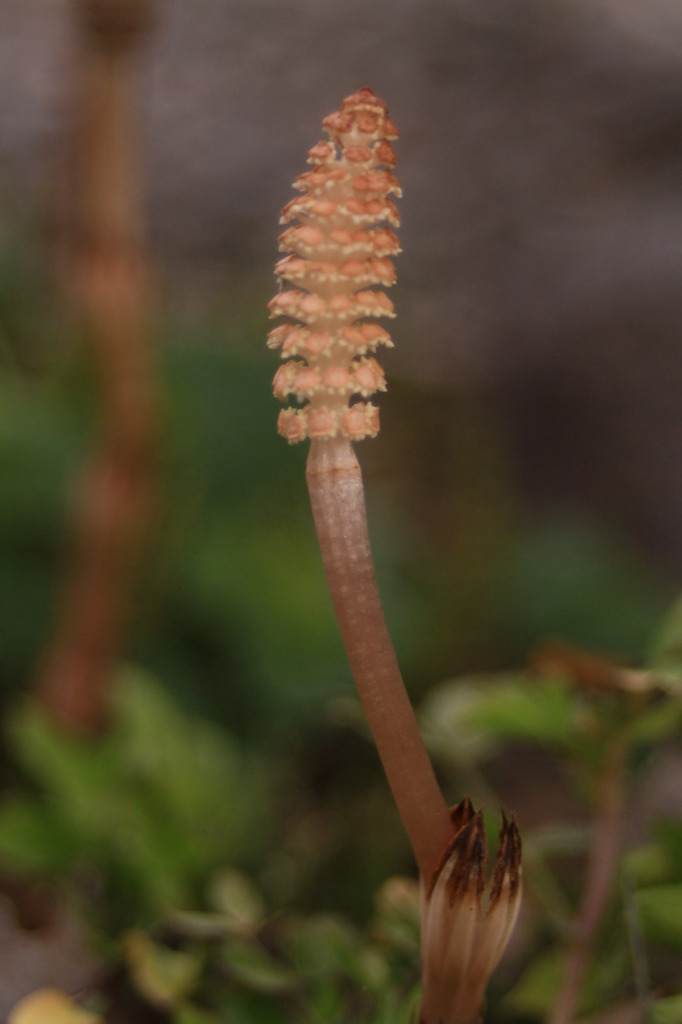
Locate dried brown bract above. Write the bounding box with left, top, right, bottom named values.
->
left=421, top=800, right=522, bottom=1024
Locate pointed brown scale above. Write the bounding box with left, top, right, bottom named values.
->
left=426, top=798, right=477, bottom=900
left=488, top=812, right=522, bottom=909
left=445, top=811, right=487, bottom=906
left=421, top=802, right=523, bottom=1023
left=450, top=797, right=477, bottom=834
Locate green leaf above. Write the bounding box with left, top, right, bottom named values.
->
left=285, top=913, right=362, bottom=977
left=222, top=939, right=298, bottom=995
left=504, top=516, right=670, bottom=660
left=622, top=698, right=682, bottom=747
left=173, top=1005, right=223, bottom=1024
left=636, top=885, right=682, bottom=948
left=1, top=670, right=271, bottom=918
left=211, top=989, right=291, bottom=1024
left=164, top=910, right=235, bottom=941
left=648, top=596, right=682, bottom=677
left=0, top=798, right=77, bottom=874
left=372, top=877, right=420, bottom=955
left=625, top=843, right=673, bottom=887
left=6, top=700, right=119, bottom=817
left=7, top=989, right=103, bottom=1024
left=628, top=821, right=682, bottom=889
left=650, top=995, right=682, bottom=1024
left=502, top=949, right=563, bottom=1018
left=504, top=936, right=629, bottom=1017
left=124, top=930, right=202, bottom=1009
left=207, top=869, right=266, bottom=933
left=422, top=674, right=581, bottom=764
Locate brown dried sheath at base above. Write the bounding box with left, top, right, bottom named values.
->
left=306, top=437, right=454, bottom=882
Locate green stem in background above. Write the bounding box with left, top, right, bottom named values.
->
left=548, top=737, right=628, bottom=1024
left=306, top=437, right=454, bottom=882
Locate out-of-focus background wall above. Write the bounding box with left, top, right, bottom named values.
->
left=3, top=0, right=681, bottom=556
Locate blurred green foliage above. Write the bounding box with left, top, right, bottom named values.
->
left=0, top=668, right=270, bottom=928
left=119, top=872, right=422, bottom=1024
left=0, top=215, right=681, bottom=1020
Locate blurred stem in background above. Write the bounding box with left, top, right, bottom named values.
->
left=532, top=646, right=647, bottom=1024
left=549, top=735, right=627, bottom=1024
left=36, top=0, right=158, bottom=733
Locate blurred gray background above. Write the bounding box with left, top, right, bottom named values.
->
left=1, top=0, right=681, bottom=565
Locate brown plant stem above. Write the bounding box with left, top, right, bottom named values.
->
left=36, top=0, right=157, bottom=734
left=306, top=436, right=454, bottom=882
left=548, top=739, right=628, bottom=1024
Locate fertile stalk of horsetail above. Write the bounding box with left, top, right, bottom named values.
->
left=268, top=88, right=521, bottom=1024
